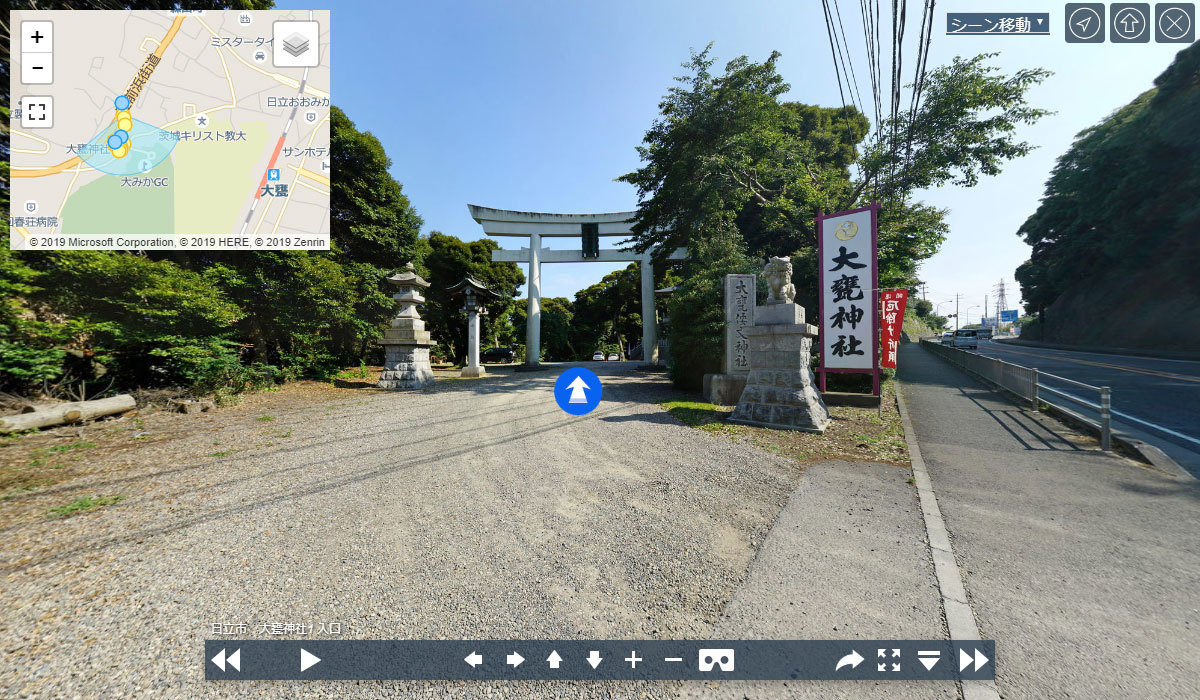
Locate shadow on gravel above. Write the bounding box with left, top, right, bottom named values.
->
left=1, top=400, right=636, bottom=571
left=1116, top=478, right=1200, bottom=503
left=0, top=393, right=555, bottom=512
left=599, top=411, right=679, bottom=426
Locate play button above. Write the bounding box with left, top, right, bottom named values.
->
left=300, top=648, right=321, bottom=672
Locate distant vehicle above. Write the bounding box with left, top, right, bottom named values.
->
left=607, top=353, right=620, bottom=361
left=941, top=331, right=954, bottom=345
left=976, top=327, right=994, bottom=340
left=952, top=329, right=979, bottom=349
left=481, top=347, right=515, bottom=363
left=592, top=351, right=605, bottom=361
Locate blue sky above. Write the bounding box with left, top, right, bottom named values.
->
left=284, top=0, right=1186, bottom=318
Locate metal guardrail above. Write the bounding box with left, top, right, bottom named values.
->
left=920, top=338, right=1111, bottom=450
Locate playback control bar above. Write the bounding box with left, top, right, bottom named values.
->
left=205, top=639, right=995, bottom=681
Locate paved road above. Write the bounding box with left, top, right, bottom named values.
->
left=972, top=339, right=1200, bottom=476
left=899, top=343, right=1200, bottom=699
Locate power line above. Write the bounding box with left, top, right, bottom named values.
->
left=832, top=0, right=867, bottom=114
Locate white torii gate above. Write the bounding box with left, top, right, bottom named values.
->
left=468, top=204, right=686, bottom=368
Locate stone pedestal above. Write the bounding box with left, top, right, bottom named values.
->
left=729, top=303, right=831, bottom=433
left=379, top=264, right=436, bottom=390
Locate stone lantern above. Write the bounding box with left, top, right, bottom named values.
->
left=446, top=276, right=497, bottom=378
left=378, top=263, right=436, bottom=389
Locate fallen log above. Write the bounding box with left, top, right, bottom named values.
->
left=0, top=394, right=136, bottom=433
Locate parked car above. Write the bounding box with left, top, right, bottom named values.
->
left=592, top=351, right=605, bottom=361
left=940, top=331, right=954, bottom=345
left=607, top=353, right=620, bottom=361
left=481, top=347, right=515, bottom=363
left=951, top=329, right=979, bottom=349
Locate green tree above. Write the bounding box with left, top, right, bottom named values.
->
left=570, top=263, right=649, bottom=360
left=416, top=232, right=524, bottom=364
left=1016, top=43, right=1200, bottom=328
left=622, top=47, right=1049, bottom=386
left=18, top=251, right=244, bottom=391
left=539, top=297, right=575, bottom=361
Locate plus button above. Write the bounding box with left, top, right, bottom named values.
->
left=31, top=30, right=45, bottom=43
left=625, top=650, right=642, bottom=669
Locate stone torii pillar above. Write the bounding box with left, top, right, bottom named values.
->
left=468, top=204, right=686, bottom=369
left=447, top=276, right=497, bottom=378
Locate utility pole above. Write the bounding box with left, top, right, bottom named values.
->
left=984, top=294, right=988, bottom=327
left=955, top=294, right=960, bottom=331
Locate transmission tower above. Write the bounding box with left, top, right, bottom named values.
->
left=993, top=279, right=1010, bottom=325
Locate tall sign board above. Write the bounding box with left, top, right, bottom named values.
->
left=817, top=203, right=880, bottom=395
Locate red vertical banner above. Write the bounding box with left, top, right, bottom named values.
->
left=879, top=289, right=908, bottom=369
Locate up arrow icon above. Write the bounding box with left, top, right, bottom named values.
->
left=547, top=650, right=562, bottom=669
left=567, top=376, right=590, bottom=403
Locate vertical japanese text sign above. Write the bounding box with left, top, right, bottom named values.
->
left=817, top=203, right=880, bottom=394
left=879, top=289, right=908, bottom=369
left=724, top=274, right=756, bottom=375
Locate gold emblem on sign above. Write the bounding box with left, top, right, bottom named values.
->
left=834, top=221, right=859, bottom=241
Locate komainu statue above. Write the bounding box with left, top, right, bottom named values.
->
left=763, top=257, right=796, bottom=305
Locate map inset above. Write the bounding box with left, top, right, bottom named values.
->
left=9, top=10, right=331, bottom=250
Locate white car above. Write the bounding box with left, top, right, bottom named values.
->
left=607, top=353, right=620, bottom=361
left=951, top=329, right=979, bottom=349
left=940, top=331, right=954, bottom=345
left=592, top=351, right=605, bottom=361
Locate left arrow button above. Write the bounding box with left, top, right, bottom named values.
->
left=465, top=651, right=483, bottom=668
left=300, top=648, right=321, bottom=672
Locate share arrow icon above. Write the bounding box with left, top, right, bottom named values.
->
left=567, top=375, right=590, bottom=403
left=835, top=650, right=864, bottom=670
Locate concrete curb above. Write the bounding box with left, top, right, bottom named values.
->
left=895, top=381, right=1001, bottom=700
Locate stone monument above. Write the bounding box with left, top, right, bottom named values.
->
left=378, top=263, right=436, bottom=390
left=728, top=257, right=831, bottom=432
left=703, top=273, right=757, bottom=405
left=447, top=276, right=497, bottom=378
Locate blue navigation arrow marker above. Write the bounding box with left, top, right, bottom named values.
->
left=554, top=368, right=602, bottom=415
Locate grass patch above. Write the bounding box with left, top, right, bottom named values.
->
left=46, top=494, right=126, bottom=518
left=255, top=415, right=275, bottom=422
left=660, top=400, right=737, bottom=435
left=47, top=441, right=96, bottom=454
left=662, top=382, right=911, bottom=468
left=210, top=449, right=235, bottom=458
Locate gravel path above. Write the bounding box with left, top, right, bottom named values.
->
left=2, top=364, right=803, bottom=699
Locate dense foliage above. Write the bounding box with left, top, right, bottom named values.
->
left=414, top=232, right=524, bottom=363
left=622, top=47, right=1049, bottom=387
left=1015, top=43, right=1199, bottom=347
